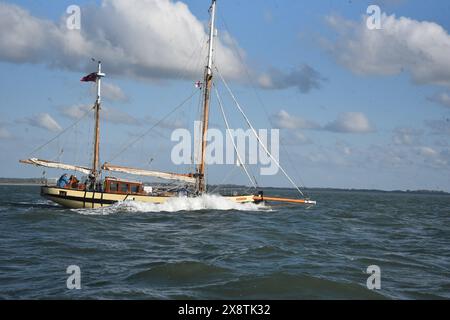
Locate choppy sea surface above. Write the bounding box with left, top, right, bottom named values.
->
left=0, top=185, right=449, bottom=299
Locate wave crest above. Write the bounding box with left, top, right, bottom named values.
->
left=75, top=194, right=269, bottom=215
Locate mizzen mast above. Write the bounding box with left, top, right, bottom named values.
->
left=197, top=0, right=217, bottom=193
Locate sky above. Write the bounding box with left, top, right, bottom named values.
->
left=1, top=0, right=450, bottom=191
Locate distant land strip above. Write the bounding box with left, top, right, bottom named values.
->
left=1, top=177, right=449, bottom=195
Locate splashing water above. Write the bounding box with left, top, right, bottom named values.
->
left=74, top=194, right=270, bottom=215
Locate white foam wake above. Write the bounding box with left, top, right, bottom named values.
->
left=75, top=194, right=269, bottom=215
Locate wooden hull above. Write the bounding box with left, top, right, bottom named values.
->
left=40, top=186, right=257, bottom=209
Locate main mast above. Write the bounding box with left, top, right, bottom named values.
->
left=197, top=0, right=216, bottom=193
left=92, top=61, right=105, bottom=177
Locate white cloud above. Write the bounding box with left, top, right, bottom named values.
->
left=305, top=150, right=329, bottom=164
left=414, top=146, right=448, bottom=167
left=416, top=146, right=438, bottom=158
left=101, top=83, right=129, bottom=102
left=301, top=144, right=353, bottom=167
left=366, top=144, right=413, bottom=167
left=392, top=127, right=422, bottom=145
left=258, top=65, right=326, bottom=93
left=326, top=13, right=450, bottom=87
left=272, top=110, right=374, bottom=135
left=291, top=131, right=311, bottom=145
left=336, top=140, right=353, bottom=156
left=427, top=92, right=450, bottom=108
left=61, top=104, right=140, bottom=126
left=0, top=0, right=245, bottom=81
left=425, top=119, right=450, bottom=135
left=0, top=1, right=325, bottom=92
left=60, top=104, right=91, bottom=120
left=21, top=113, right=62, bottom=132
left=280, top=130, right=312, bottom=146
left=324, top=112, right=375, bottom=133
left=272, top=110, right=320, bottom=130
left=374, top=144, right=448, bottom=168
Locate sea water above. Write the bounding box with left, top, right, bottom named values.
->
left=0, top=185, right=448, bottom=299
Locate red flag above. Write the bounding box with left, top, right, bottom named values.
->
left=80, top=72, right=97, bottom=82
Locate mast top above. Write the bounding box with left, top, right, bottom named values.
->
left=206, top=0, right=217, bottom=76
left=95, top=60, right=105, bottom=105
left=96, top=60, right=106, bottom=79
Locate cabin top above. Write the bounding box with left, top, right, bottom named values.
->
left=104, top=177, right=144, bottom=195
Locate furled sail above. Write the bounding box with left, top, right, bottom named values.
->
left=102, top=163, right=196, bottom=184
left=20, top=158, right=92, bottom=175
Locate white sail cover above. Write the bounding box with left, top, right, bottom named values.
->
left=20, top=158, right=92, bottom=175
left=102, top=163, right=196, bottom=184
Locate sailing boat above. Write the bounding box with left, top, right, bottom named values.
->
left=20, top=0, right=316, bottom=209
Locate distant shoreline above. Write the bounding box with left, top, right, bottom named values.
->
left=0, top=183, right=45, bottom=186
left=0, top=178, right=47, bottom=186
left=1, top=177, right=449, bottom=195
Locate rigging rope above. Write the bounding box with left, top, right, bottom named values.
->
left=217, top=12, right=310, bottom=197
left=107, top=33, right=207, bottom=166
left=209, top=164, right=239, bottom=194
left=216, top=67, right=305, bottom=198
left=213, top=84, right=258, bottom=189
left=108, top=90, right=199, bottom=163
left=28, top=104, right=94, bottom=157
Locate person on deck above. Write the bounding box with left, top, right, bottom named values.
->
left=57, top=174, right=70, bottom=188
left=87, top=174, right=96, bottom=191
left=69, top=175, right=79, bottom=189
